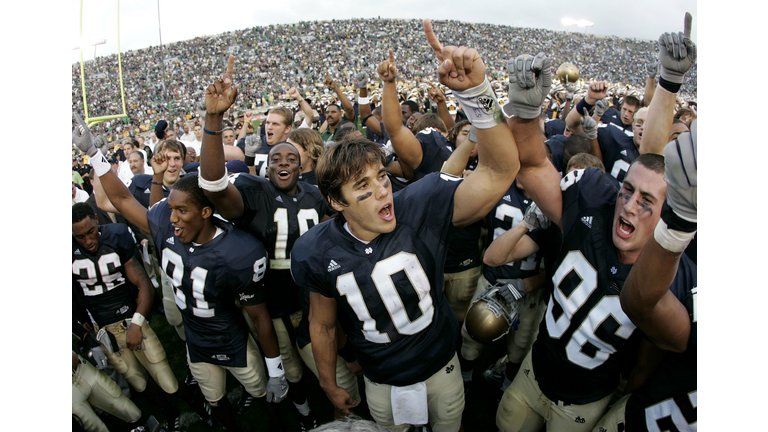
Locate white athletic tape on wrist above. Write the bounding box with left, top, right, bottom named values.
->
left=265, top=356, right=286, bottom=378
left=358, top=96, right=370, bottom=105
left=452, top=78, right=504, bottom=129
left=654, top=220, right=696, bottom=253
left=91, top=149, right=111, bottom=177
left=198, top=168, right=229, bottom=193
left=131, top=313, right=146, bottom=327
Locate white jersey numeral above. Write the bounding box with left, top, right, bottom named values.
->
left=73, top=252, right=126, bottom=296
left=337, top=252, right=434, bottom=343
left=273, top=208, right=319, bottom=259
left=162, top=248, right=215, bottom=318
left=644, top=391, right=697, bottom=432
left=493, top=203, right=537, bottom=271
left=545, top=251, right=636, bottom=369
left=610, top=159, right=630, bottom=183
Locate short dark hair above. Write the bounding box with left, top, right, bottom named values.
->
left=130, top=150, right=145, bottom=161
left=325, top=103, right=341, bottom=113
left=622, top=95, right=641, bottom=109
left=159, top=139, right=186, bottom=160
left=72, top=202, right=96, bottom=224
left=171, top=174, right=214, bottom=212
left=447, top=120, right=471, bottom=145
left=630, top=153, right=665, bottom=175
left=401, top=100, right=419, bottom=114
left=335, top=123, right=360, bottom=142
left=412, top=113, right=447, bottom=134
left=317, top=138, right=387, bottom=215
left=674, top=108, right=694, bottom=121
left=563, top=135, right=592, bottom=167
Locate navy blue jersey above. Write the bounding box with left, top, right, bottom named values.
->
left=366, top=121, right=389, bottom=146
left=298, top=170, right=317, bottom=186
left=413, top=129, right=453, bottom=181
left=73, top=224, right=140, bottom=326
left=231, top=173, right=327, bottom=317
left=532, top=167, right=664, bottom=405
left=545, top=134, right=567, bottom=177
left=127, top=174, right=171, bottom=208
left=544, top=118, right=566, bottom=139
left=625, top=257, right=697, bottom=432
left=147, top=199, right=268, bottom=367
left=600, top=107, right=631, bottom=132
left=484, top=181, right=540, bottom=284
left=291, top=172, right=463, bottom=386
left=597, top=123, right=639, bottom=183
left=444, top=221, right=482, bottom=273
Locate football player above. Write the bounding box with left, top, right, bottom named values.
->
left=494, top=20, right=696, bottom=432
left=566, top=82, right=643, bottom=184
left=72, top=116, right=288, bottom=432
left=198, top=55, right=325, bottom=429
left=596, top=124, right=697, bottom=432
left=72, top=202, right=210, bottom=430
left=290, top=20, right=525, bottom=431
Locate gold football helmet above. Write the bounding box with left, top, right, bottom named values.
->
left=465, top=285, right=522, bottom=345
left=557, top=62, right=580, bottom=84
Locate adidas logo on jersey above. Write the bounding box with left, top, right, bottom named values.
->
left=144, top=189, right=151, bottom=194
left=575, top=417, right=586, bottom=424
left=166, top=237, right=175, bottom=245
left=213, top=354, right=230, bottom=361
left=621, top=150, right=627, bottom=156
left=581, top=216, right=593, bottom=228
left=275, top=195, right=283, bottom=202
left=74, top=249, right=81, bottom=255
left=327, top=260, right=340, bottom=272
left=503, top=195, right=511, bottom=202
left=365, top=247, right=373, bottom=255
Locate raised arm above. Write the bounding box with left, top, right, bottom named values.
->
left=565, top=80, right=609, bottom=135
left=357, top=71, right=384, bottom=136
left=288, top=87, right=315, bottom=129
left=640, top=14, right=697, bottom=155
left=503, top=53, right=564, bottom=228
left=72, top=114, right=150, bottom=234
left=198, top=55, right=246, bottom=221
left=440, top=127, right=475, bottom=176
left=428, top=82, right=455, bottom=130
left=621, top=121, right=697, bottom=353
left=423, top=20, right=519, bottom=227
left=325, top=75, right=355, bottom=122
left=309, top=291, right=355, bottom=415
left=378, top=49, right=424, bottom=174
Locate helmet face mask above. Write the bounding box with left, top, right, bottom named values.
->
left=465, top=286, right=522, bottom=345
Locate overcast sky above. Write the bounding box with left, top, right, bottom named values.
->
left=71, top=0, right=697, bottom=63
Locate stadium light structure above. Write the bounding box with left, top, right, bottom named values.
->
left=561, top=18, right=594, bottom=33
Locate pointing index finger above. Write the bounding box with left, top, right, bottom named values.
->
left=423, top=19, right=444, bottom=62
left=389, top=48, right=395, bottom=65
left=683, top=12, right=692, bottom=38
left=227, top=54, right=235, bottom=80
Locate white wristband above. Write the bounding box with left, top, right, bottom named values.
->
left=198, top=168, right=229, bottom=192
left=91, top=149, right=111, bottom=177
left=452, top=78, right=504, bottom=129
left=131, top=312, right=146, bottom=327
left=358, top=96, right=370, bottom=105
left=265, top=356, right=285, bottom=378
left=654, top=220, right=696, bottom=253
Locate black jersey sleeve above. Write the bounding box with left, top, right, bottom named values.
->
left=413, top=130, right=453, bottom=178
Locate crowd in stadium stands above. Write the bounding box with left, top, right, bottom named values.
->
left=72, top=16, right=697, bottom=432
left=71, top=18, right=696, bottom=143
